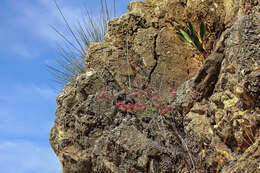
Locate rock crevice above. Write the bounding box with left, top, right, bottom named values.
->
left=146, top=34, right=158, bottom=87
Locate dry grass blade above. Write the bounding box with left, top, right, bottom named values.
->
left=54, top=0, right=86, bottom=56
left=46, top=0, right=114, bottom=88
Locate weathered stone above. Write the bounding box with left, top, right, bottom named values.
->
left=50, top=0, right=260, bottom=172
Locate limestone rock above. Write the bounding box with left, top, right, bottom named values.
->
left=50, top=0, right=260, bottom=172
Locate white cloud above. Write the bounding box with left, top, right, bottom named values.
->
left=0, top=140, right=60, bottom=173
left=0, top=83, right=57, bottom=137
left=11, top=44, right=37, bottom=59
left=0, top=141, right=16, bottom=149
left=11, top=84, right=57, bottom=101
left=0, top=0, right=85, bottom=60
left=0, top=83, right=57, bottom=107
left=0, top=84, right=58, bottom=115
left=1, top=0, right=131, bottom=60
left=13, top=0, right=83, bottom=42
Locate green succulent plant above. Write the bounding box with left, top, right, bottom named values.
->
left=176, top=22, right=206, bottom=54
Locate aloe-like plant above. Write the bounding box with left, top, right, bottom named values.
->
left=176, top=22, right=206, bottom=54
left=46, top=0, right=115, bottom=88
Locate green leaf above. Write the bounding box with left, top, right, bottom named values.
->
left=180, top=29, right=193, bottom=44
left=200, top=22, right=206, bottom=41
left=194, top=40, right=205, bottom=53
left=176, top=32, right=187, bottom=43
left=187, top=22, right=195, bottom=36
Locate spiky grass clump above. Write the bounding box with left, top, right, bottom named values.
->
left=46, top=0, right=115, bottom=87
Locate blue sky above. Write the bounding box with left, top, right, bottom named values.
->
left=0, top=0, right=131, bottom=172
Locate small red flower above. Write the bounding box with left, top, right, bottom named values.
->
left=115, top=101, right=122, bottom=107
left=133, top=105, right=138, bottom=113
left=141, top=105, right=146, bottom=111
left=168, top=87, right=173, bottom=91
left=99, top=93, right=105, bottom=99
left=161, top=109, right=167, bottom=115
left=119, top=105, right=125, bottom=112
left=160, top=101, right=166, bottom=105
left=166, top=105, right=173, bottom=111
left=155, top=103, right=160, bottom=109
left=131, top=92, right=137, bottom=97
left=109, top=96, right=114, bottom=102
left=170, top=91, right=177, bottom=96
left=127, top=108, right=132, bottom=113
left=126, top=103, right=133, bottom=109
left=152, top=96, right=158, bottom=100
left=137, top=101, right=143, bottom=107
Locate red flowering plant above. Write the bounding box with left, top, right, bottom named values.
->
left=97, top=85, right=177, bottom=118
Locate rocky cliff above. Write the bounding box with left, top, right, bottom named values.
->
left=50, top=0, right=260, bottom=172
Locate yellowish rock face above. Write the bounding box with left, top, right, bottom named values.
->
left=50, top=0, right=259, bottom=172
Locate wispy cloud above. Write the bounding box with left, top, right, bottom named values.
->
left=11, top=44, right=37, bottom=59
left=0, top=140, right=60, bottom=173
left=0, top=83, right=57, bottom=104
left=12, top=84, right=57, bottom=101
left=7, top=0, right=82, bottom=42
left=0, top=83, right=57, bottom=138
left=0, top=0, right=83, bottom=60
left=0, top=84, right=58, bottom=173
left=1, top=0, right=130, bottom=60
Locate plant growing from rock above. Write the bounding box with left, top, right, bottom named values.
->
left=46, top=0, right=115, bottom=87
left=97, top=86, right=177, bottom=118
left=176, top=21, right=206, bottom=54
left=97, top=87, right=196, bottom=172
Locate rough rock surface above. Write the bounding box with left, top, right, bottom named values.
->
left=50, top=0, right=260, bottom=172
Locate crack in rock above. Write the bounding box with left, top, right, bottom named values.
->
left=144, top=34, right=159, bottom=88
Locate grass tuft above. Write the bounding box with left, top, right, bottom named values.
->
left=46, top=0, right=115, bottom=88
